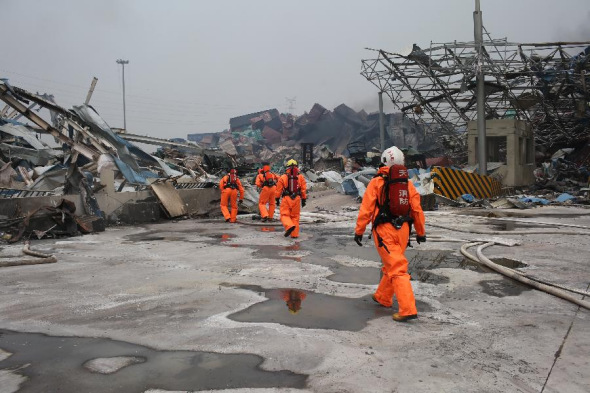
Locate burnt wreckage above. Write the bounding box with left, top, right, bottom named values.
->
left=361, top=34, right=590, bottom=160
left=0, top=81, right=222, bottom=241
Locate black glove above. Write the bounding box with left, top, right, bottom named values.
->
left=301, top=198, right=307, bottom=208
left=238, top=200, right=244, bottom=205
left=354, top=234, right=363, bottom=246
left=276, top=198, right=281, bottom=206
left=416, top=235, right=426, bottom=244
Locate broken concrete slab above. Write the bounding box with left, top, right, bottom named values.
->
left=150, top=181, right=187, bottom=218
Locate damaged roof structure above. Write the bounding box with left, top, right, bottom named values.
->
left=0, top=74, right=433, bottom=246
left=361, top=34, right=590, bottom=161
left=0, top=80, right=224, bottom=242
left=360, top=31, right=590, bottom=206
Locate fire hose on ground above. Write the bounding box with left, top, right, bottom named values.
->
left=0, top=241, right=57, bottom=268
left=460, top=241, right=590, bottom=310
left=424, top=214, right=590, bottom=309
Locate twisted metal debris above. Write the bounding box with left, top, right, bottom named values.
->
left=361, top=30, right=590, bottom=159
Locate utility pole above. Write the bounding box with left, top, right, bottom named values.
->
left=116, top=59, right=129, bottom=130
left=474, top=0, right=487, bottom=175
left=378, top=91, right=385, bottom=152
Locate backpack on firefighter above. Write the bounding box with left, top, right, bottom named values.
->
left=261, top=170, right=276, bottom=187
left=224, top=169, right=239, bottom=190
left=371, top=164, right=414, bottom=253
left=283, top=166, right=301, bottom=199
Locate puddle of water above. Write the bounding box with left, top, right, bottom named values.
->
left=252, top=244, right=304, bottom=262
left=490, top=257, right=527, bottom=269
left=0, top=329, right=306, bottom=393
left=227, top=285, right=432, bottom=331
left=219, top=233, right=233, bottom=242
left=406, top=250, right=526, bottom=271
left=326, top=266, right=380, bottom=285
left=490, top=222, right=557, bottom=231
left=415, top=270, right=450, bottom=285
left=479, top=278, right=532, bottom=297
left=123, top=228, right=231, bottom=243
left=259, top=227, right=276, bottom=232
left=405, top=250, right=485, bottom=284
left=135, top=236, right=185, bottom=242
left=285, top=243, right=301, bottom=251
left=405, top=249, right=529, bottom=292
left=122, top=231, right=238, bottom=245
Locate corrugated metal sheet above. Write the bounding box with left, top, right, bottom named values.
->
left=0, top=187, right=55, bottom=199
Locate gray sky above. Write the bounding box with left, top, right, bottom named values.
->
left=1, top=0, right=589, bottom=140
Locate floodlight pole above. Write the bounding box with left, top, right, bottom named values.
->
left=474, top=0, right=487, bottom=175
left=116, top=59, right=129, bottom=130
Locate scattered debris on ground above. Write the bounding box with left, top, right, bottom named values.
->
left=2, top=40, right=590, bottom=244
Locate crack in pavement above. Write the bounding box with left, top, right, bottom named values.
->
left=540, top=281, right=590, bottom=393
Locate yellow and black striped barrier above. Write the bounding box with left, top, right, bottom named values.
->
left=431, top=166, right=502, bottom=200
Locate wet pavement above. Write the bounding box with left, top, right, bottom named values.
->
left=479, top=278, right=532, bottom=297
left=0, top=204, right=589, bottom=392
left=117, top=224, right=532, bottom=294
left=0, top=330, right=306, bottom=393
left=225, top=285, right=432, bottom=331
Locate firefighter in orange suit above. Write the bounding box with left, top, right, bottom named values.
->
left=354, top=146, right=426, bottom=322
left=219, top=168, right=245, bottom=223
left=275, top=159, right=307, bottom=238
left=255, top=162, right=278, bottom=222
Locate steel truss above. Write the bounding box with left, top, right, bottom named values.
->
left=361, top=30, right=590, bottom=158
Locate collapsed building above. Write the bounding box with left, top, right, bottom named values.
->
left=3, top=35, right=589, bottom=245
left=0, top=81, right=222, bottom=242
left=1, top=72, right=433, bottom=244
left=359, top=29, right=590, bottom=215
left=361, top=35, right=590, bottom=183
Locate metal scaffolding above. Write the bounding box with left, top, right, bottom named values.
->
left=361, top=31, right=590, bottom=159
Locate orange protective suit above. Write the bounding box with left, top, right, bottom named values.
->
left=219, top=174, right=245, bottom=223
left=276, top=170, right=307, bottom=238
left=355, top=166, right=426, bottom=316
left=255, top=171, right=278, bottom=220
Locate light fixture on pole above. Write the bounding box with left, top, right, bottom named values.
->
left=116, top=59, right=129, bottom=130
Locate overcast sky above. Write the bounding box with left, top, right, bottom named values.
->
left=1, top=0, right=589, bottom=140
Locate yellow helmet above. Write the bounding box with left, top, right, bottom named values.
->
left=286, top=159, right=298, bottom=167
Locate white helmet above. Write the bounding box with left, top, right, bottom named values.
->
left=381, top=146, right=405, bottom=167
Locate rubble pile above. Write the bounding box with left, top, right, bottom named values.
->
left=531, top=146, right=590, bottom=197
left=2, top=69, right=589, bottom=245
left=187, top=103, right=433, bottom=173
left=0, top=81, right=227, bottom=241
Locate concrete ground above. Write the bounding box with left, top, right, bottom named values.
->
left=0, top=189, right=589, bottom=393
